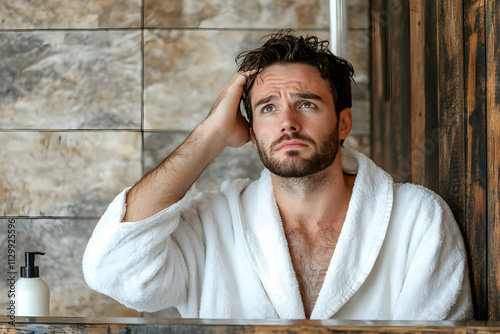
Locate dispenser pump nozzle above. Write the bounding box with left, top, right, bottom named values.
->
left=20, top=251, right=45, bottom=278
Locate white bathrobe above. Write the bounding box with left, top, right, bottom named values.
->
left=82, top=147, right=472, bottom=320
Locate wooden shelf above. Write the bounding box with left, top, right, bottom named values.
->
left=2, top=317, right=500, bottom=333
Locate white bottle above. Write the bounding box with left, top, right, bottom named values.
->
left=15, top=252, right=50, bottom=316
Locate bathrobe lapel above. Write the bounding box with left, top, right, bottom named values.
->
left=240, top=168, right=306, bottom=319
left=240, top=148, right=393, bottom=319
left=311, top=148, right=394, bottom=318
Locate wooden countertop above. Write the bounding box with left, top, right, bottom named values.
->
left=2, top=317, right=500, bottom=333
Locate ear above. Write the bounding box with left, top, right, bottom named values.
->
left=249, top=127, right=258, bottom=149
left=338, top=108, right=353, bottom=140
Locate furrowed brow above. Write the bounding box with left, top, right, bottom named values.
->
left=254, top=95, right=277, bottom=108
left=293, top=93, right=323, bottom=101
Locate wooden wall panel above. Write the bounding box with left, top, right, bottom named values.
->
left=486, top=0, right=500, bottom=321
left=370, top=0, right=388, bottom=170
left=436, top=1, right=467, bottom=234
left=390, top=1, right=411, bottom=183
left=409, top=0, right=426, bottom=186
left=422, top=0, right=441, bottom=193
left=464, top=0, right=488, bottom=320
left=372, top=0, right=499, bottom=321
left=370, top=0, right=411, bottom=182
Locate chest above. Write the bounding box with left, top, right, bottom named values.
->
left=284, top=224, right=341, bottom=317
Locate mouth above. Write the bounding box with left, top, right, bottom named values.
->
left=276, top=140, right=309, bottom=151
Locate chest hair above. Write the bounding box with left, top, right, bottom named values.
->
left=284, top=221, right=341, bottom=318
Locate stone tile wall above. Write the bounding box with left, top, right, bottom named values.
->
left=0, top=0, right=370, bottom=317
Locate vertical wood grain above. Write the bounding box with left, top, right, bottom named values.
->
left=423, top=0, right=440, bottom=194
left=486, top=0, right=500, bottom=321
left=390, top=1, right=411, bottom=183
left=370, top=0, right=386, bottom=166
left=436, top=1, right=467, bottom=234
left=372, top=0, right=498, bottom=320
left=464, top=0, right=488, bottom=320
left=409, top=0, right=426, bottom=186
left=370, top=0, right=411, bottom=182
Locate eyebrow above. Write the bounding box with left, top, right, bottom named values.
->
left=294, top=93, right=323, bottom=101
left=253, top=93, right=324, bottom=109
left=254, top=95, right=277, bottom=109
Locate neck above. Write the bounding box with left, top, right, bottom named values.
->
left=274, top=168, right=333, bottom=196
left=271, top=159, right=354, bottom=232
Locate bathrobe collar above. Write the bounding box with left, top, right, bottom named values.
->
left=240, top=147, right=394, bottom=319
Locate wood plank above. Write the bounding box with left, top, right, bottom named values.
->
left=370, top=0, right=386, bottom=164
left=464, top=0, right=488, bottom=321
left=3, top=317, right=500, bottom=333
left=409, top=0, right=426, bottom=186
left=370, top=0, right=411, bottom=182
left=389, top=0, right=411, bottom=183
left=370, top=0, right=394, bottom=171
left=423, top=0, right=440, bottom=194
left=436, top=1, right=467, bottom=233
left=486, top=0, right=500, bottom=322
left=373, top=0, right=499, bottom=321
left=2, top=322, right=500, bottom=334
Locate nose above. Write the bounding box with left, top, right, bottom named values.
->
left=280, top=106, right=301, bottom=133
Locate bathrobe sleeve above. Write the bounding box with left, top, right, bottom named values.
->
left=82, top=187, right=213, bottom=313
left=392, top=184, right=473, bottom=320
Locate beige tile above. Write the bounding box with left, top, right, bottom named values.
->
left=196, top=142, right=264, bottom=194
left=346, top=29, right=370, bottom=143
left=0, top=218, right=140, bottom=317
left=0, top=0, right=141, bottom=29
left=352, top=81, right=370, bottom=102
left=0, top=31, right=142, bottom=130
left=351, top=99, right=370, bottom=136
left=0, top=131, right=141, bottom=217
left=143, top=29, right=265, bottom=131
left=144, top=29, right=329, bottom=131
left=144, top=131, right=263, bottom=194
left=347, top=0, right=370, bottom=29
left=347, top=29, right=370, bottom=83
left=145, top=0, right=329, bottom=29
left=345, top=134, right=371, bottom=157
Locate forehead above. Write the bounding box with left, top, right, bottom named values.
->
left=250, top=63, right=332, bottom=102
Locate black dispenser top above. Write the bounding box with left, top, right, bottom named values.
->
left=20, top=251, right=45, bottom=278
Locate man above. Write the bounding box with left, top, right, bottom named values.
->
left=83, top=30, right=472, bottom=320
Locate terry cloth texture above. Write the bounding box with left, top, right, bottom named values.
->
left=82, top=147, right=473, bottom=320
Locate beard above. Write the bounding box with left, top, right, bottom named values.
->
left=253, top=126, right=340, bottom=178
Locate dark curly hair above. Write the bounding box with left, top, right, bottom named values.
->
left=236, top=29, right=355, bottom=126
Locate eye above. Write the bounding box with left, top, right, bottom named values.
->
left=261, top=105, right=276, bottom=113
left=299, top=101, right=317, bottom=109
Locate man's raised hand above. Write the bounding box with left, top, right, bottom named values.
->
left=203, top=72, right=252, bottom=148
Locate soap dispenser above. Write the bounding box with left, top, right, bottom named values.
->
left=15, top=251, right=50, bottom=316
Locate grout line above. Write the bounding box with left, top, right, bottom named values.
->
left=141, top=0, right=146, bottom=177
left=0, top=27, right=331, bottom=33
left=2, top=216, right=101, bottom=220
left=0, top=129, right=194, bottom=133
left=0, top=28, right=142, bottom=32
left=0, top=129, right=143, bottom=132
